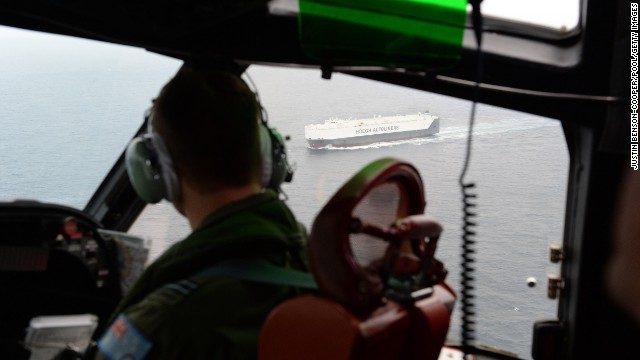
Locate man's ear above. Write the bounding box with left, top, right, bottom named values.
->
left=171, top=178, right=188, bottom=217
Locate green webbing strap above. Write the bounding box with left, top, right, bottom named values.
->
left=193, top=259, right=318, bottom=290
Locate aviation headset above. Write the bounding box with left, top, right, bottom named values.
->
left=125, top=87, right=293, bottom=204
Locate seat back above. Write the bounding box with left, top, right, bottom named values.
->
left=259, top=158, right=455, bottom=360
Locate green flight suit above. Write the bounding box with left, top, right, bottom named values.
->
left=95, top=190, right=307, bottom=360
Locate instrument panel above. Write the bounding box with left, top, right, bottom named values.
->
left=0, top=201, right=125, bottom=358
left=0, top=201, right=115, bottom=289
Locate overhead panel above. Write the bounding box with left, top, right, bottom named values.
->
left=299, top=0, right=468, bottom=69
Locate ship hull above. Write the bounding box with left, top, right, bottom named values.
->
left=306, top=117, right=439, bottom=148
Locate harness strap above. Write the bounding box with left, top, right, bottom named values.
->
left=193, top=259, right=318, bottom=290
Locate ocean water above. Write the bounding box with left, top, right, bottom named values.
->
left=0, top=27, right=567, bottom=359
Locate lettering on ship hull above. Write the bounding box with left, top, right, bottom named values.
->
left=355, top=125, right=400, bottom=135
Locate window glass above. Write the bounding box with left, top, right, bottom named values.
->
left=132, top=65, right=567, bottom=358
left=0, top=26, right=181, bottom=209
left=479, top=0, right=580, bottom=33
left=129, top=201, right=191, bottom=263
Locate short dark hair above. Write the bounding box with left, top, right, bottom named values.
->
left=152, top=68, right=261, bottom=193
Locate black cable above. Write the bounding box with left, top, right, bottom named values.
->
left=459, top=0, right=484, bottom=357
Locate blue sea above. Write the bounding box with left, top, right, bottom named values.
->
left=0, top=27, right=567, bottom=359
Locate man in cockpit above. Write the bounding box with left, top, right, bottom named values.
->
left=93, top=67, right=308, bottom=359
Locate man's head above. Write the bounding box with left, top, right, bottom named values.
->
left=151, top=67, right=262, bottom=195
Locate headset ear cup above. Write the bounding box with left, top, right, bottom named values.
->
left=269, top=128, right=292, bottom=188
left=148, top=133, right=179, bottom=202
left=259, top=125, right=274, bottom=189
left=259, top=124, right=294, bottom=191
left=125, top=136, right=167, bottom=204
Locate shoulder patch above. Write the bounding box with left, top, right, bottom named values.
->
left=97, top=314, right=153, bottom=360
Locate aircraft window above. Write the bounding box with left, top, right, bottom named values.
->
left=127, top=64, right=568, bottom=359
left=0, top=27, right=571, bottom=353
left=475, top=0, right=580, bottom=35
left=129, top=201, right=191, bottom=263
left=0, top=26, right=181, bottom=209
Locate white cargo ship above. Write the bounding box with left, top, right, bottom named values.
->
left=304, top=112, right=439, bottom=148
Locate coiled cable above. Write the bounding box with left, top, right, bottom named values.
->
left=459, top=181, right=477, bottom=353
left=459, top=0, right=484, bottom=356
